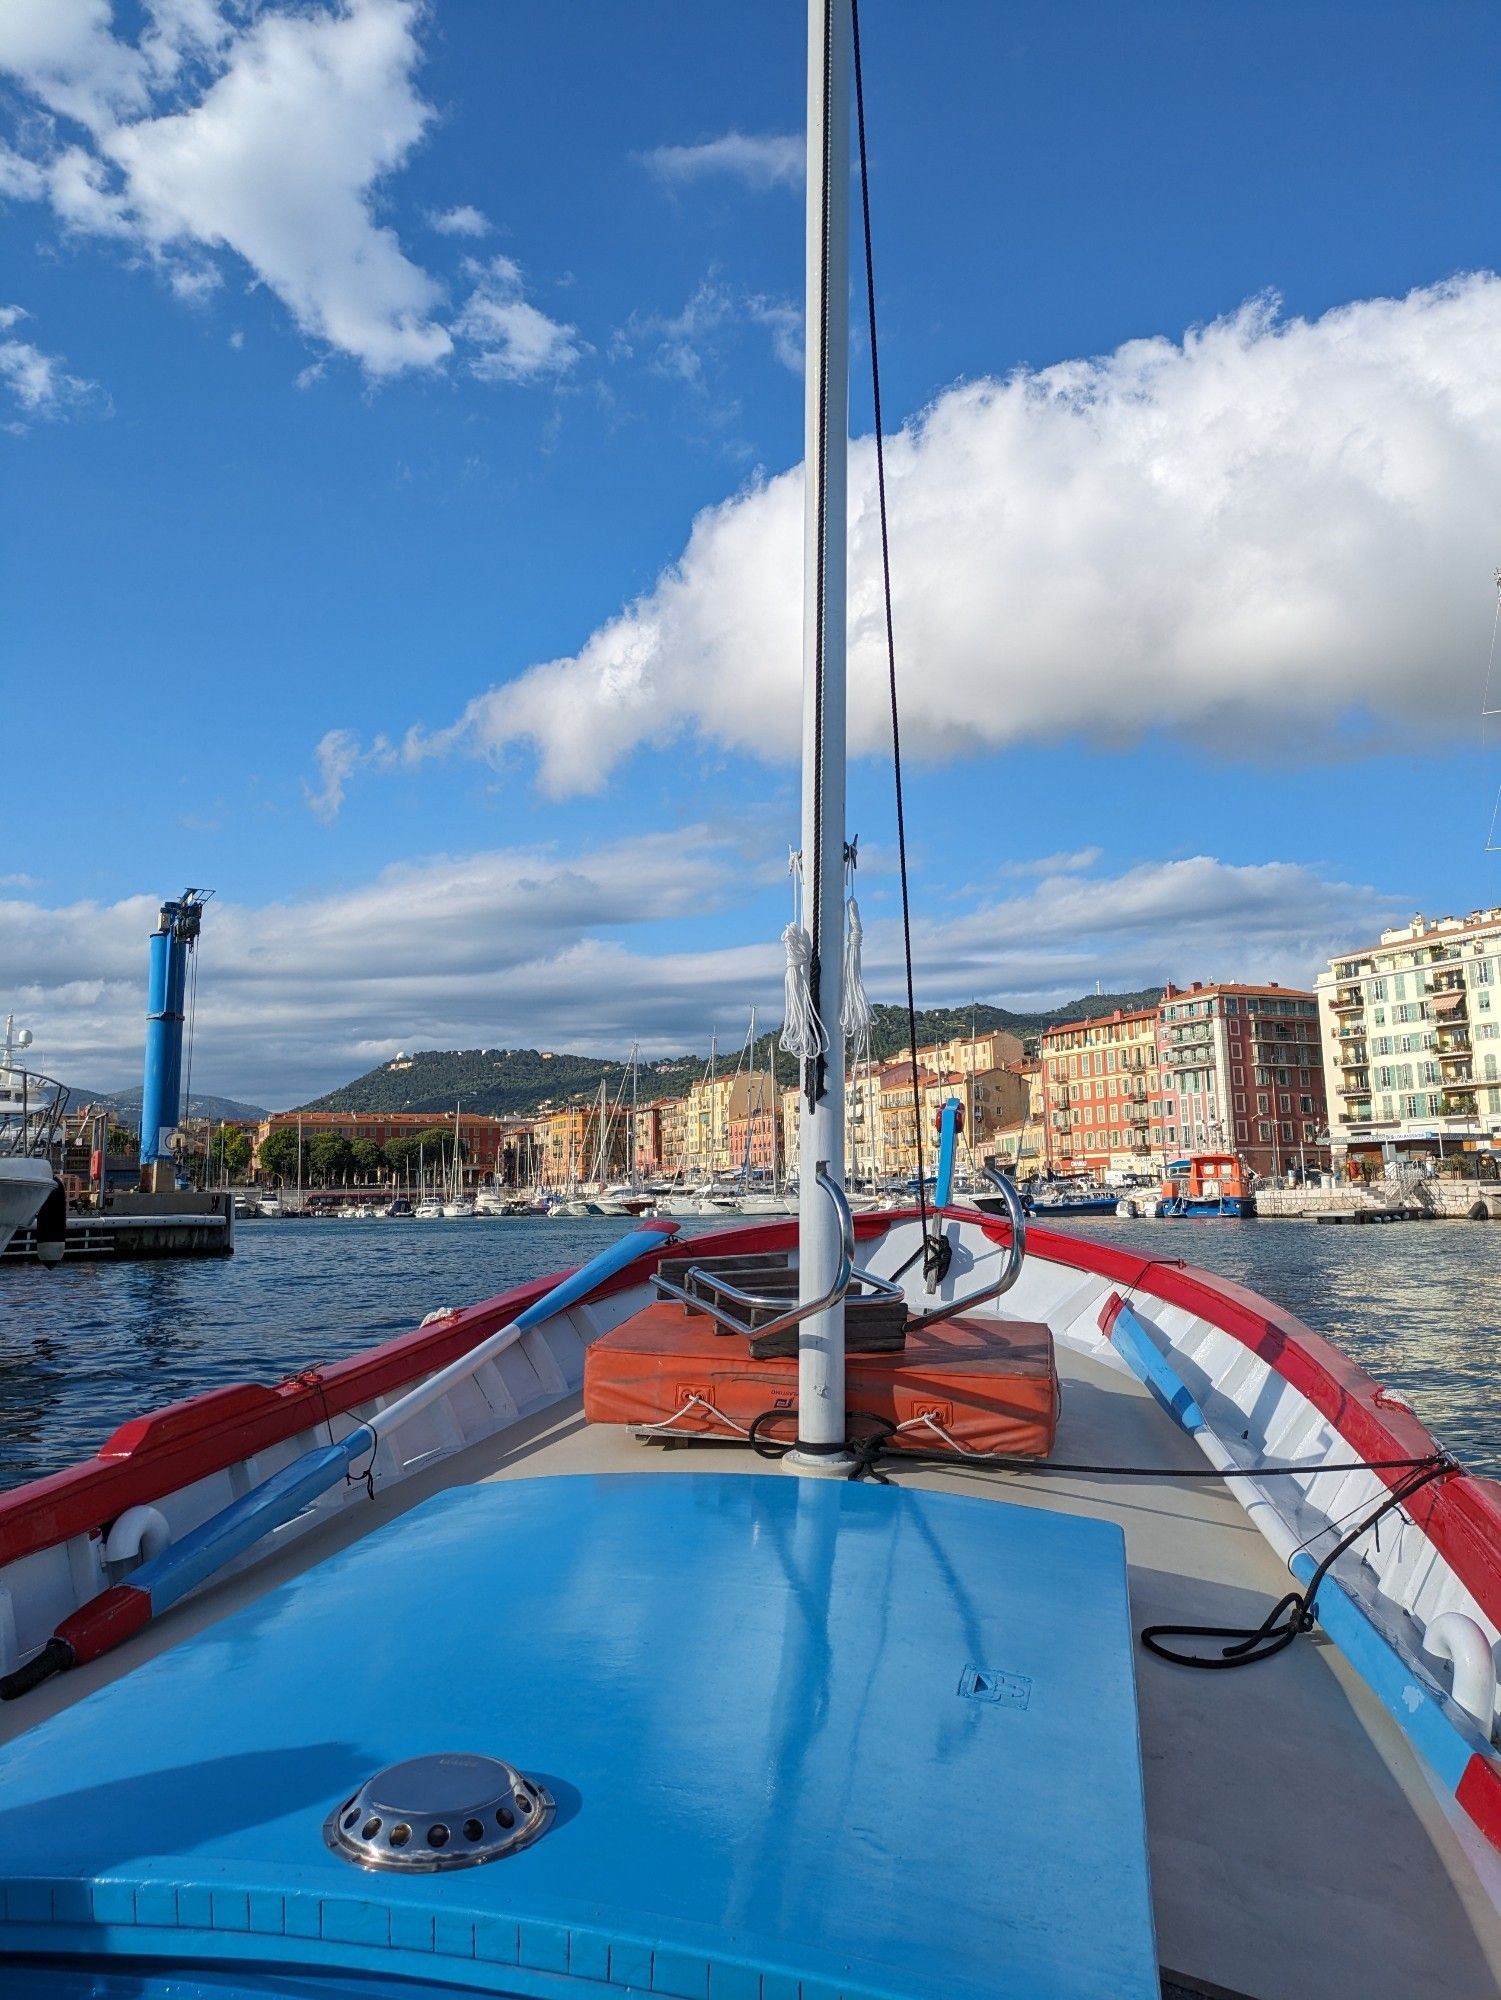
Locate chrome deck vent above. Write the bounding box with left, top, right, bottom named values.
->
left=324, top=1752, right=554, bottom=1872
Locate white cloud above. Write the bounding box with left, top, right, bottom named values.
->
left=640, top=131, right=803, bottom=192
left=354, top=274, right=1501, bottom=796
left=429, top=202, right=488, bottom=236
left=0, top=0, right=151, bottom=134
left=0, top=1, right=563, bottom=383
left=454, top=254, right=581, bottom=383
left=0, top=303, right=100, bottom=422
left=101, top=0, right=450, bottom=376
left=303, top=727, right=396, bottom=821
left=0, top=844, right=1396, bottom=1107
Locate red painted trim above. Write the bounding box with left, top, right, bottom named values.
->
left=0, top=1217, right=861, bottom=1569
left=1458, top=1754, right=1501, bottom=1850
left=57, top=1583, right=151, bottom=1664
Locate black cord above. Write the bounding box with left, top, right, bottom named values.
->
left=1140, top=1459, right=1450, bottom=1670
left=851, top=0, right=930, bottom=1243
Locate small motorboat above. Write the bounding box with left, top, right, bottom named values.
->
left=1157, top=1152, right=1257, bottom=1218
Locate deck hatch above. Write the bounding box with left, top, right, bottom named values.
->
left=0, top=1473, right=1159, bottom=1998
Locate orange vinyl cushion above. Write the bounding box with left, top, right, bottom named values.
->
left=584, top=1302, right=1059, bottom=1458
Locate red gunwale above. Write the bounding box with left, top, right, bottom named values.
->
left=0, top=1218, right=881, bottom=1569
left=2, top=1206, right=1497, bottom=1644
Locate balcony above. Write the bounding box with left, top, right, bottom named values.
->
left=1436, top=1028, right=1472, bottom=1055
left=1440, top=1092, right=1478, bottom=1118
left=1439, top=1064, right=1476, bottom=1087
left=1332, top=987, right=1363, bottom=1012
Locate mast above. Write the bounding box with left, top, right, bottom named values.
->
left=790, top=0, right=851, bottom=1468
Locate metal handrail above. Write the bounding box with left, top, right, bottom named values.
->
left=908, top=1167, right=1028, bottom=1331
left=655, top=1165, right=862, bottom=1341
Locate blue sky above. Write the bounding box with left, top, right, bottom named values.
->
left=3, top=0, right=1500, bottom=1105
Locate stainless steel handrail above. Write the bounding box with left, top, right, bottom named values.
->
left=655, top=1165, right=863, bottom=1341
left=908, top=1167, right=1028, bottom=1330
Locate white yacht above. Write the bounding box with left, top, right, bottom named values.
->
left=0, top=1016, right=67, bottom=1262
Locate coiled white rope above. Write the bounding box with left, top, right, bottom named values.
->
left=840, top=894, right=873, bottom=1043
left=780, top=851, right=828, bottom=1062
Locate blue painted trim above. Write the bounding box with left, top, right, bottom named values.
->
left=1108, top=1301, right=1206, bottom=1435
left=138, top=1435, right=373, bottom=1615
left=934, top=1098, right=962, bottom=1209
left=1288, top=1553, right=1485, bottom=1797
left=133, top=1224, right=673, bottom=1617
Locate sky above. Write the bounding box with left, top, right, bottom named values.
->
left=3, top=0, right=1501, bottom=1108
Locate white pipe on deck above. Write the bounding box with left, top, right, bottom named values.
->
left=1424, top=1611, right=1499, bottom=1735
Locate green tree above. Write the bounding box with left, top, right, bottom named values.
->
left=257, top=1127, right=304, bottom=1183
left=349, top=1137, right=385, bottom=1183
left=217, top=1127, right=254, bottom=1180
left=106, top=1124, right=135, bottom=1155
left=308, top=1133, right=354, bottom=1186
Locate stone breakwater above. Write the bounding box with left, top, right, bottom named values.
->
left=1255, top=1179, right=1501, bottom=1220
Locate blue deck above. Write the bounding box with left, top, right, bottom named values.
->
left=0, top=1473, right=1159, bottom=1999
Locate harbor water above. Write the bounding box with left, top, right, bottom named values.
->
left=0, top=1213, right=1497, bottom=1491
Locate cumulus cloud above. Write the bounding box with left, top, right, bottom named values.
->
left=428, top=202, right=488, bottom=236
left=0, top=303, right=100, bottom=423
left=1, top=842, right=1396, bottom=1106
left=0, top=0, right=564, bottom=383
left=640, top=131, right=803, bottom=191
left=454, top=255, right=581, bottom=382
left=340, top=275, right=1501, bottom=797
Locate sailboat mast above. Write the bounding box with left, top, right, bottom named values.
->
left=793, top=0, right=851, bottom=1462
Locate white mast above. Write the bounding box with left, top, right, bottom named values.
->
left=789, top=0, right=851, bottom=1469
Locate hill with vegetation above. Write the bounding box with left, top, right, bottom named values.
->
left=299, top=989, right=1164, bottom=1118
left=79, top=1085, right=267, bottom=1124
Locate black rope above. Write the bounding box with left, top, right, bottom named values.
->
left=804, top=0, right=835, bottom=1115
left=1140, top=1458, right=1450, bottom=1670
left=851, top=0, right=931, bottom=1247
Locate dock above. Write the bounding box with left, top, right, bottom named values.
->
left=1313, top=1207, right=1436, bottom=1226
left=3, top=1193, right=234, bottom=1265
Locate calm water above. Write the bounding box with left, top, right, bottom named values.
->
left=0, top=1214, right=1497, bottom=1490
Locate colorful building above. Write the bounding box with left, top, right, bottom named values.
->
left=1160, top=982, right=1326, bottom=1178
left=1316, top=909, right=1501, bottom=1169
left=1040, top=1007, right=1160, bottom=1179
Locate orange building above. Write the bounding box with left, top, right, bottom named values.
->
left=1040, top=1007, right=1161, bottom=1178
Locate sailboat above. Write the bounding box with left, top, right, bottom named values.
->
left=0, top=9, right=1499, bottom=1998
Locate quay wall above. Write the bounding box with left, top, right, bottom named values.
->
left=1255, top=1180, right=1501, bottom=1220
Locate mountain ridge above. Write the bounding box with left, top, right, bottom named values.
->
left=297, top=989, right=1166, bottom=1119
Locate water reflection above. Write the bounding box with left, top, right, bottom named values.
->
left=0, top=1214, right=1496, bottom=1490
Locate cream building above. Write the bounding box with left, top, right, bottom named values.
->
left=1316, top=908, right=1501, bottom=1166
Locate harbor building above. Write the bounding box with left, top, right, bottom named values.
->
left=1316, top=908, right=1501, bottom=1170
left=783, top=1050, right=1028, bottom=1182
left=255, top=1109, right=537, bottom=1186
left=1040, top=1006, right=1161, bottom=1180
left=1159, top=982, right=1327, bottom=1179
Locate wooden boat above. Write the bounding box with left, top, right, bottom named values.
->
left=0, top=1207, right=1498, bottom=1996
left=2, top=5, right=1498, bottom=1996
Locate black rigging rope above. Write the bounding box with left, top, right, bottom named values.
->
left=851, top=0, right=933, bottom=1254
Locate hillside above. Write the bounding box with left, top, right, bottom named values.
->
left=77, top=1085, right=267, bottom=1124
left=299, top=989, right=1164, bottom=1118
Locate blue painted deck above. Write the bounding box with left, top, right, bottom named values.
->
left=0, top=1473, right=1159, bottom=1999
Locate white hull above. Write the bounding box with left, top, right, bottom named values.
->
left=0, top=1155, right=55, bottom=1256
